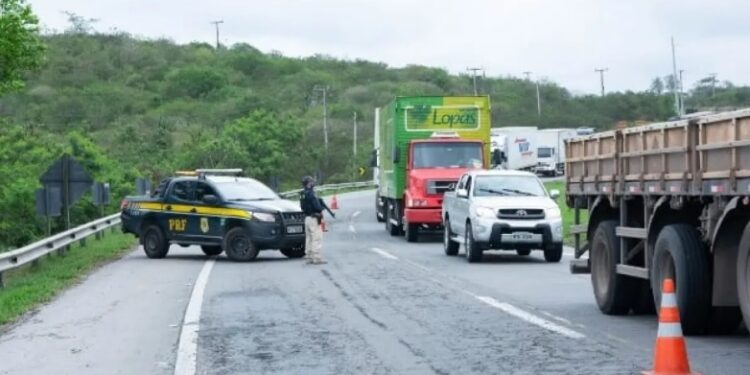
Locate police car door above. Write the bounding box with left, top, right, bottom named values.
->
left=192, top=181, right=223, bottom=242
left=164, top=180, right=195, bottom=242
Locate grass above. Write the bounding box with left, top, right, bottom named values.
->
left=545, top=181, right=588, bottom=246
left=0, top=231, right=136, bottom=326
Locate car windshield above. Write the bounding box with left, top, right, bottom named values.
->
left=412, top=142, right=483, bottom=169
left=213, top=179, right=279, bottom=201
left=538, top=147, right=553, bottom=158
left=473, top=175, right=546, bottom=197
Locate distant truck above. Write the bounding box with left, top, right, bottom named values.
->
left=492, top=127, right=538, bottom=171
left=373, top=96, right=492, bottom=242
left=442, top=170, right=563, bottom=263
left=566, top=109, right=750, bottom=335
left=535, top=128, right=577, bottom=176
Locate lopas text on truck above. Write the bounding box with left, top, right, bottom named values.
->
left=370, top=96, right=493, bottom=242
left=566, top=108, right=750, bottom=335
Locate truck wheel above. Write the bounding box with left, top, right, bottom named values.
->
left=544, top=244, right=563, bottom=262
left=201, top=245, right=223, bottom=256
left=280, top=245, right=305, bottom=259
left=737, top=222, right=750, bottom=332
left=516, top=249, right=531, bottom=256
left=405, top=222, right=419, bottom=242
left=651, top=224, right=711, bottom=335
left=223, top=227, right=259, bottom=262
left=375, top=193, right=385, bottom=223
left=142, top=224, right=169, bottom=259
left=386, top=202, right=402, bottom=236
left=444, top=219, right=459, bottom=256
left=465, top=223, right=482, bottom=263
left=590, top=220, right=636, bottom=315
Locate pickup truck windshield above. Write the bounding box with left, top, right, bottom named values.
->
left=538, top=147, right=553, bottom=158
left=474, top=175, right=546, bottom=197
left=412, top=142, right=483, bottom=169
left=213, top=179, right=279, bottom=201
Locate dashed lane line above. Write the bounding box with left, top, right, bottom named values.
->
left=473, top=296, right=586, bottom=339
left=174, top=259, right=216, bottom=375
left=371, top=247, right=399, bottom=260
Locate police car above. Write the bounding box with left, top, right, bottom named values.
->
left=120, top=169, right=306, bottom=261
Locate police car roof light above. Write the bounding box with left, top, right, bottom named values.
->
left=194, top=168, right=243, bottom=176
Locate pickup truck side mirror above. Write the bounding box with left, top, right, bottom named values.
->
left=549, top=189, right=560, bottom=200
left=203, top=194, right=219, bottom=205
left=457, top=189, right=469, bottom=198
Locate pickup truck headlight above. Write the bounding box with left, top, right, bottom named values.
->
left=253, top=212, right=277, bottom=222
left=545, top=207, right=562, bottom=219
left=475, top=207, right=497, bottom=218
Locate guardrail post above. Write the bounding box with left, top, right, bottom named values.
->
left=0, top=271, right=4, bottom=288
left=79, top=237, right=87, bottom=248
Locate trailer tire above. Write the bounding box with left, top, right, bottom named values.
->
left=590, top=220, right=636, bottom=315
left=385, top=202, right=402, bottom=236
left=375, top=192, right=385, bottom=223
left=651, top=224, right=711, bottom=335
left=465, top=224, right=482, bottom=263
left=444, top=219, right=459, bottom=256
left=737, top=222, right=750, bottom=331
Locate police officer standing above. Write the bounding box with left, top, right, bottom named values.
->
left=300, top=176, right=326, bottom=264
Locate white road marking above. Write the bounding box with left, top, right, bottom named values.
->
left=352, top=210, right=361, bottom=218
left=403, top=259, right=431, bottom=273
left=174, top=259, right=216, bottom=375
left=371, top=247, right=398, bottom=260
left=474, top=296, right=585, bottom=339
left=348, top=224, right=356, bottom=233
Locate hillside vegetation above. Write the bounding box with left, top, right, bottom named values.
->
left=1, top=21, right=749, bottom=249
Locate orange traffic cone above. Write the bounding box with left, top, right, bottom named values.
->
left=643, top=278, right=699, bottom=375
left=330, top=195, right=339, bottom=210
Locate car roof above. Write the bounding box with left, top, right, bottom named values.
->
left=465, top=169, right=538, bottom=178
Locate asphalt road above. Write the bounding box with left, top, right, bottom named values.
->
left=0, top=190, right=748, bottom=374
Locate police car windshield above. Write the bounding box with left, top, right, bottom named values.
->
left=213, top=179, right=279, bottom=201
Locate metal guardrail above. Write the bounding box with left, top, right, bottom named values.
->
left=0, top=181, right=376, bottom=287
left=0, top=213, right=121, bottom=287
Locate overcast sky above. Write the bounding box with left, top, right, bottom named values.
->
left=28, top=0, right=750, bottom=95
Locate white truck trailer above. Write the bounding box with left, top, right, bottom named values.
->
left=535, top=128, right=578, bottom=176
left=491, top=127, right=538, bottom=171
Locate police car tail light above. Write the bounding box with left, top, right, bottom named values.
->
left=120, top=199, right=129, bottom=210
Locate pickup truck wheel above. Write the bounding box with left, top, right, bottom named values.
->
left=465, top=224, right=482, bottom=263
left=223, top=227, right=259, bottom=262
left=280, top=245, right=306, bottom=259
left=142, top=225, right=169, bottom=259
left=516, top=249, right=531, bottom=256
left=200, top=245, right=223, bottom=256
left=544, top=244, right=563, bottom=262
left=738, top=222, right=750, bottom=333
left=405, top=222, right=419, bottom=242
left=444, top=219, right=459, bottom=256
left=590, top=220, right=636, bottom=315
left=651, top=224, right=711, bottom=335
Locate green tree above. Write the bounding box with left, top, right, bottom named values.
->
left=0, top=0, right=45, bottom=94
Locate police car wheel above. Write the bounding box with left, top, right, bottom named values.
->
left=201, top=245, right=223, bottom=256
left=280, top=246, right=305, bottom=259
left=223, top=227, right=259, bottom=262
left=142, top=225, right=169, bottom=259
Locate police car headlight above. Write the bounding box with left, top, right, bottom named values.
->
left=253, top=212, right=276, bottom=222
left=545, top=207, right=561, bottom=219
left=475, top=207, right=496, bottom=218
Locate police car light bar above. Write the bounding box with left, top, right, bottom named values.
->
left=195, top=168, right=244, bottom=176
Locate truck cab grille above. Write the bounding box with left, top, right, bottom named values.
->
left=498, top=209, right=545, bottom=220
left=427, top=180, right=458, bottom=195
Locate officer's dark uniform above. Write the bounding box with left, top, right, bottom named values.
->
left=300, top=178, right=325, bottom=264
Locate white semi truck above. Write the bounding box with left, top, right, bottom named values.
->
left=535, top=128, right=578, bottom=176
left=490, top=127, right=538, bottom=171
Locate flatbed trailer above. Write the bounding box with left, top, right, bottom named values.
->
left=566, top=108, right=750, bottom=335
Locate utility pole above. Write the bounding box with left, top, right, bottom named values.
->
left=595, top=68, right=608, bottom=96
left=679, top=69, right=685, bottom=116
left=709, top=73, right=718, bottom=97
left=523, top=71, right=532, bottom=81
left=670, top=37, right=680, bottom=116
left=535, top=79, right=542, bottom=118
left=210, top=20, right=224, bottom=49
left=353, top=111, right=358, bottom=157
left=312, top=86, right=329, bottom=151
left=467, top=67, right=483, bottom=95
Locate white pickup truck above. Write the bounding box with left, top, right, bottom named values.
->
left=442, top=170, right=564, bottom=263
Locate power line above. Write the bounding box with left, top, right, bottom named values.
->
left=594, top=68, right=608, bottom=96
left=210, top=20, right=224, bottom=49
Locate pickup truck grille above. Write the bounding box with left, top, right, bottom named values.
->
left=427, top=180, right=458, bottom=195
left=281, top=212, right=305, bottom=224
left=498, top=209, right=545, bottom=220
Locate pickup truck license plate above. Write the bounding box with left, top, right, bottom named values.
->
left=287, top=225, right=303, bottom=234
left=511, top=232, right=534, bottom=241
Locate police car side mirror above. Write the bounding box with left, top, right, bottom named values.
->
left=203, top=194, right=219, bottom=205
left=549, top=189, right=560, bottom=200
